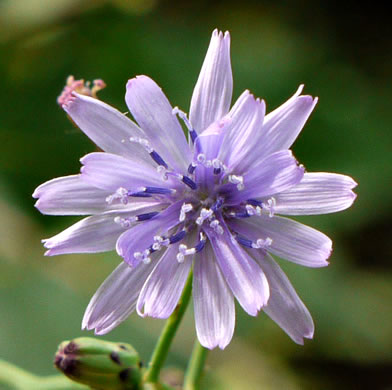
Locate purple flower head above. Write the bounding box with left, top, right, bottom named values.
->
left=33, top=29, right=357, bottom=349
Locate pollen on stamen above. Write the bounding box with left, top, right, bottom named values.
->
left=196, top=208, right=213, bottom=225
left=228, top=175, right=244, bottom=190
left=114, top=216, right=136, bottom=228
left=106, top=187, right=129, bottom=204
left=252, top=237, right=273, bottom=249
left=179, top=203, right=193, bottom=222
left=210, top=219, right=224, bottom=235
left=245, top=204, right=262, bottom=216
left=262, top=197, right=276, bottom=218
left=177, top=244, right=196, bottom=263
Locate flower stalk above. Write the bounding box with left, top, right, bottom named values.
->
left=183, top=341, right=209, bottom=390
left=143, top=271, right=193, bottom=385
left=0, top=359, right=86, bottom=389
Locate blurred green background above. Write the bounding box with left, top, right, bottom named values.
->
left=0, top=0, right=391, bottom=389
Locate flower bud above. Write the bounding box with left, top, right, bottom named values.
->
left=54, top=337, right=142, bottom=389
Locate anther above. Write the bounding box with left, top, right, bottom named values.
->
left=169, top=230, right=187, bottom=244
left=195, top=232, right=207, bottom=252
left=229, top=210, right=251, bottom=218
left=143, top=187, right=176, bottom=195
left=188, top=163, right=197, bottom=174
left=149, top=151, right=168, bottom=169
left=235, top=235, right=253, bottom=248
left=128, top=192, right=152, bottom=198
left=135, top=211, right=159, bottom=221
left=181, top=175, right=197, bottom=190
left=247, top=199, right=263, bottom=207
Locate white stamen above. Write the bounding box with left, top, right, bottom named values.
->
left=155, top=165, right=168, bottom=181
left=129, top=136, right=153, bottom=153
left=172, top=107, right=192, bottom=128
left=179, top=203, right=193, bottom=222
left=210, top=219, right=224, bottom=235
left=134, top=252, right=143, bottom=261
left=197, top=153, right=206, bottom=163
left=262, top=197, right=276, bottom=217
left=152, top=235, right=170, bottom=251
left=142, top=256, right=152, bottom=264
left=245, top=204, right=262, bottom=216
left=196, top=208, right=213, bottom=225
left=212, top=158, right=221, bottom=169
left=176, top=244, right=196, bottom=263
left=114, top=216, right=136, bottom=228
left=252, top=237, right=273, bottom=249
left=228, top=175, right=244, bottom=190
left=106, top=187, right=128, bottom=204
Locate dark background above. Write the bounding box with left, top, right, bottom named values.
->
left=0, top=1, right=391, bottom=389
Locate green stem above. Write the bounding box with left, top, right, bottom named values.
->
left=0, top=359, right=86, bottom=389
left=183, top=340, right=208, bottom=390
left=143, top=271, right=193, bottom=385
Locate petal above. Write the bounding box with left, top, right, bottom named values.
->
left=125, top=76, right=191, bottom=171
left=193, top=242, right=235, bottom=350
left=80, top=152, right=176, bottom=192
left=189, top=29, right=233, bottom=132
left=137, top=239, right=193, bottom=318
left=82, top=260, right=155, bottom=335
left=62, top=93, right=153, bottom=165
left=206, top=222, right=269, bottom=316
left=258, top=86, right=317, bottom=159
left=42, top=202, right=161, bottom=256
left=225, top=150, right=304, bottom=205
left=219, top=91, right=266, bottom=173
left=116, top=201, right=183, bottom=266
left=251, top=251, right=314, bottom=344
left=194, top=118, right=229, bottom=191
left=33, top=175, right=111, bottom=215
left=229, top=216, right=331, bottom=267
left=273, top=172, right=358, bottom=215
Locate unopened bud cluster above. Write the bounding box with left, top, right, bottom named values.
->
left=54, top=337, right=142, bottom=389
